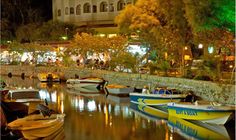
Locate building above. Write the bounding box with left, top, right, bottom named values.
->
left=52, top=0, right=135, bottom=35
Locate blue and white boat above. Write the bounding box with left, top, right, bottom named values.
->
left=129, top=87, right=187, bottom=107
left=167, top=101, right=235, bottom=125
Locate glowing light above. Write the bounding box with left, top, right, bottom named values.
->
left=99, top=34, right=106, bottom=37
left=208, top=45, right=214, bottom=54
left=127, top=44, right=146, bottom=56
left=198, top=44, right=203, bottom=49
left=39, top=90, right=50, bottom=100
left=50, top=91, right=57, bottom=103
left=60, top=100, right=64, bottom=114
left=229, top=65, right=233, bottom=68
left=184, top=46, right=188, bottom=50
left=108, top=34, right=117, bottom=38
left=114, top=105, right=120, bottom=116
left=61, top=36, right=68, bottom=40
left=87, top=100, right=96, bottom=112
left=79, top=98, right=84, bottom=111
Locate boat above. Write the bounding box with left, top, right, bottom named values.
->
left=167, top=101, right=235, bottom=125
left=105, top=84, right=134, bottom=96
left=129, top=87, right=187, bottom=106
left=66, top=77, right=104, bottom=90
left=168, top=116, right=230, bottom=140
left=66, top=88, right=101, bottom=97
left=107, top=95, right=130, bottom=104
left=7, top=113, right=65, bottom=140
left=37, top=73, right=60, bottom=82
left=129, top=102, right=168, bottom=121
left=5, top=88, right=42, bottom=103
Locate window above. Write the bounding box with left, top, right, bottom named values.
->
left=70, top=7, right=74, bottom=14
left=100, top=2, right=108, bottom=12
left=93, top=5, right=97, bottom=13
left=109, top=3, right=114, bottom=12
left=76, top=5, right=81, bottom=15
left=117, top=0, right=125, bottom=11
left=84, top=3, right=91, bottom=13
left=57, top=9, right=61, bottom=16
left=65, top=7, right=69, bottom=15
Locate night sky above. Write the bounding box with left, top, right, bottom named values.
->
left=31, top=0, right=52, bottom=21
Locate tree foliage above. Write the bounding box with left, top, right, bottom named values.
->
left=115, top=0, right=235, bottom=67
left=183, top=0, right=235, bottom=33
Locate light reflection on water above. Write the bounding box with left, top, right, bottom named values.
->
left=2, top=76, right=235, bottom=140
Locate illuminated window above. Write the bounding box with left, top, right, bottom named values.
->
left=70, top=7, right=74, bottom=14
left=65, top=7, right=69, bottom=15
left=117, top=0, right=125, bottom=11
left=57, top=9, right=61, bottom=16
left=84, top=3, right=91, bottom=13
left=76, top=5, right=81, bottom=15
left=100, top=2, right=108, bottom=12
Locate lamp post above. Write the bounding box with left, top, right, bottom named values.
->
left=182, top=46, right=188, bottom=76
left=61, top=28, right=69, bottom=40
left=198, top=43, right=203, bottom=57
left=65, top=27, right=69, bottom=38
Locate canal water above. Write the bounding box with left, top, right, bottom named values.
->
left=2, top=76, right=235, bottom=140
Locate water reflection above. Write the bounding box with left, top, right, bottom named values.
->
left=2, top=76, right=234, bottom=140
left=168, top=116, right=230, bottom=140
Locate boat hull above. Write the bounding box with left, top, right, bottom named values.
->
left=168, top=116, right=230, bottom=140
left=106, top=87, right=134, bottom=95
left=66, top=78, right=104, bottom=90
left=130, top=103, right=168, bottom=121
left=7, top=114, right=65, bottom=139
left=129, top=93, right=186, bottom=106
left=167, top=103, right=234, bottom=125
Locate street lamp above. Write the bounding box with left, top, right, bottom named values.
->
left=198, top=43, right=204, bottom=57
left=61, top=28, right=69, bottom=40
left=65, top=27, right=69, bottom=37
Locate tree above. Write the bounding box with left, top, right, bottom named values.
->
left=183, top=0, right=235, bottom=33
left=115, top=0, right=191, bottom=73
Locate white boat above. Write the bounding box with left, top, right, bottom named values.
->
left=107, top=95, right=130, bottom=104
left=6, top=88, right=42, bottom=103
left=66, top=77, right=104, bottom=90
left=7, top=114, right=65, bottom=139
left=66, top=89, right=101, bottom=97
left=105, top=84, right=134, bottom=96
left=167, top=101, right=235, bottom=125
left=37, top=73, right=60, bottom=82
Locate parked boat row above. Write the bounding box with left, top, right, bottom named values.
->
left=130, top=91, right=235, bottom=125
left=130, top=103, right=231, bottom=140
left=64, top=76, right=235, bottom=125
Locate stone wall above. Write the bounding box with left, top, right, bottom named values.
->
left=1, top=65, right=235, bottom=105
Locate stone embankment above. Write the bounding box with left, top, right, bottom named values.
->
left=0, top=65, right=235, bottom=105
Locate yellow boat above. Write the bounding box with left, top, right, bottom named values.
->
left=37, top=73, right=60, bottom=82
left=129, top=102, right=168, bottom=121
left=167, top=101, right=235, bottom=125
left=105, top=84, right=134, bottom=96
left=7, top=114, right=65, bottom=139
left=168, top=116, right=230, bottom=140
